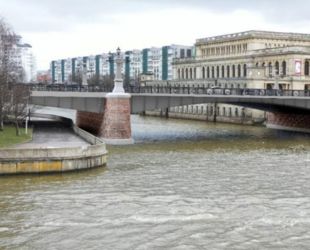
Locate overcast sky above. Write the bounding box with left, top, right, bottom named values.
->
left=1, top=0, right=310, bottom=70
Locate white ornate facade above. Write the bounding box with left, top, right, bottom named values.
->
left=173, top=30, right=310, bottom=91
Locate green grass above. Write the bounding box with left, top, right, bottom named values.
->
left=0, top=125, right=33, bottom=148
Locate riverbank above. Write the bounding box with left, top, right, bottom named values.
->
left=0, top=121, right=107, bottom=175
left=144, top=105, right=265, bottom=126
left=0, top=126, right=32, bottom=148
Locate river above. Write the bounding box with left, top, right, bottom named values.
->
left=1, top=116, right=310, bottom=249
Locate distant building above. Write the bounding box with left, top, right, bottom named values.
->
left=37, top=70, right=51, bottom=83
left=173, top=30, right=310, bottom=90
left=7, top=36, right=36, bottom=83
left=50, top=44, right=193, bottom=84
left=140, top=72, right=154, bottom=85
left=167, top=30, right=310, bottom=124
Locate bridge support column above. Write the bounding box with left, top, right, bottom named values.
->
left=266, top=112, right=310, bottom=133
left=101, top=93, right=134, bottom=145
left=77, top=47, right=134, bottom=145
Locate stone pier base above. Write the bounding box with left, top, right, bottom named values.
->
left=76, top=94, right=133, bottom=144
left=101, top=93, right=133, bottom=145
left=266, top=112, right=310, bottom=133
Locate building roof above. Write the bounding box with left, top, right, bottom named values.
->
left=196, top=30, right=310, bottom=45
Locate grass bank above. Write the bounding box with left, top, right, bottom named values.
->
left=0, top=126, right=32, bottom=148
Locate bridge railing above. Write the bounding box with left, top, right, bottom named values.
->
left=29, top=83, right=113, bottom=92
left=28, top=84, right=310, bottom=97
left=124, top=85, right=310, bottom=97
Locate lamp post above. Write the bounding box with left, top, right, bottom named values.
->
left=103, top=47, right=133, bottom=145
left=82, top=61, right=87, bottom=86
left=112, top=47, right=125, bottom=93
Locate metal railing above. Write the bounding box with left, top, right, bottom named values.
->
left=125, top=86, right=310, bottom=97
left=29, top=84, right=113, bottom=93
left=28, top=83, right=310, bottom=97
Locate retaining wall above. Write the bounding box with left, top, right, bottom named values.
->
left=0, top=125, right=107, bottom=175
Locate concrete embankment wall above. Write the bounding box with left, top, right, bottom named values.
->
left=144, top=104, right=265, bottom=125
left=0, top=124, right=107, bottom=175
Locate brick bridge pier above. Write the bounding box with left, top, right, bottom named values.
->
left=76, top=48, right=133, bottom=145
left=267, top=112, right=310, bottom=133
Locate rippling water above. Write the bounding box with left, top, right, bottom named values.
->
left=1, top=116, right=310, bottom=249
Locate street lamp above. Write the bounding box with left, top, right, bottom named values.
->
left=112, top=47, right=125, bottom=93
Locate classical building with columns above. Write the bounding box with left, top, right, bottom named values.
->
left=149, top=30, right=310, bottom=126
left=173, top=30, right=310, bottom=91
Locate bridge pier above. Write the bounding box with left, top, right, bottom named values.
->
left=266, top=112, right=310, bottom=133
left=77, top=47, right=134, bottom=145
left=101, top=93, right=133, bottom=145
left=75, top=95, right=133, bottom=145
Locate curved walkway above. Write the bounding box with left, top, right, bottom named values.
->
left=15, top=121, right=89, bottom=149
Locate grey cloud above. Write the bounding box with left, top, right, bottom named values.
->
left=143, top=0, right=310, bottom=24
left=1, top=0, right=310, bottom=33
left=1, top=0, right=149, bottom=32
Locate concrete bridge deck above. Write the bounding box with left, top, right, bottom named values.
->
left=30, top=90, right=310, bottom=114
left=28, top=85, right=310, bottom=136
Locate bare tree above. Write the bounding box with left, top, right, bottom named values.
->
left=7, top=85, right=30, bottom=135
left=70, top=73, right=82, bottom=85
left=0, top=19, right=14, bottom=131
left=0, top=18, right=30, bottom=134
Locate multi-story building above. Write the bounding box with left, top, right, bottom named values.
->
left=36, top=70, right=51, bottom=83
left=173, top=30, right=310, bottom=90
left=125, top=50, right=142, bottom=84
left=50, top=44, right=193, bottom=84
left=5, top=35, right=37, bottom=83
left=166, top=30, right=310, bottom=124
left=50, top=60, right=62, bottom=83
left=16, top=43, right=36, bottom=83
left=143, top=45, right=193, bottom=81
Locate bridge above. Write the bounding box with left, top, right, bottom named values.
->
left=30, top=85, right=310, bottom=114
left=28, top=85, right=310, bottom=143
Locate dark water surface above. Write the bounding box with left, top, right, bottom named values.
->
left=1, top=116, right=310, bottom=249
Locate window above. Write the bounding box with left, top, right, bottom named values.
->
left=282, top=61, right=286, bottom=76
left=243, top=64, right=247, bottom=77
left=275, top=61, right=279, bottom=75
left=305, top=61, right=309, bottom=76
left=187, top=49, right=192, bottom=58
left=235, top=108, right=239, bottom=117
left=232, top=65, right=236, bottom=78
left=222, top=65, right=225, bottom=78
left=238, top=64, right=241, bottom=77
left=227, top=65, right=230, bottom=78
left=268, top=62, right=272, bottom=77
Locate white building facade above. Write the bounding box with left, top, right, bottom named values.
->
left=50, top=44, right=193, bottom=84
